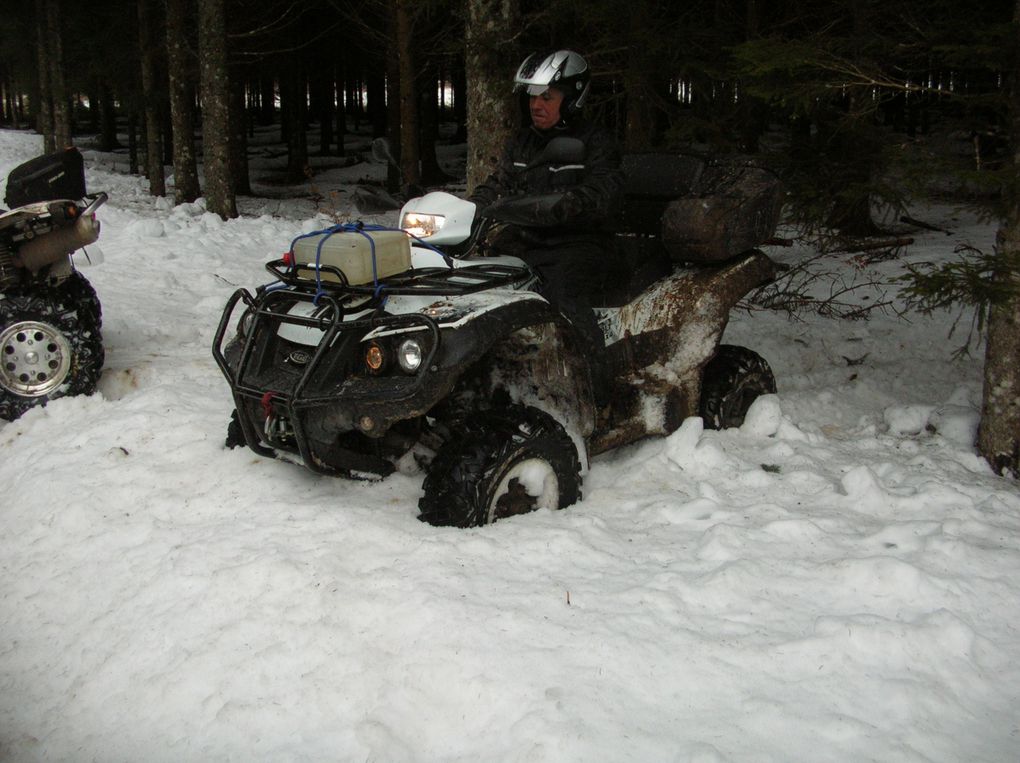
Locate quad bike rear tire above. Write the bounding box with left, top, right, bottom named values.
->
left=419, top=405, right=582, bottom=528
left=699, top=344, right=776, bottom=430
left=0, top=272, right=104, bottom=421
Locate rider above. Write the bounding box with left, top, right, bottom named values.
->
left=470, top=50, right=624, bottom=404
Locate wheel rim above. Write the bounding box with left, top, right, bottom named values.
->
left=489, top=457, right=560, bottom=522
left=0, top=320, right=72, bottom=397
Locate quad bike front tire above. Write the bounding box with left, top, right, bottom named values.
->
left=699, top=344, right=776, bottom=430
left=419, top=405, right=582, bottom=528
left=0, top=272, right=104, bottom=421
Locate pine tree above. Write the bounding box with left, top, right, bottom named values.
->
left=465, top=0, right=520, bottom=192
left=198, top=0, right=236, bottom=219
left=165, top=0, right=200, bottom=204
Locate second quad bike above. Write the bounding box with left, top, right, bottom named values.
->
left=214, top=140, right=781, bottom=527
left=1, top=148, right=108, bottom=421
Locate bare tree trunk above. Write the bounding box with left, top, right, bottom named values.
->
left=623, top=0, right=656, bottom=150
left=367, top=64, right=387, bottom=139
left=35, top=0, right=55, bottom=152
left=385, top=15, right=402, bottom=194
left=977, top=1, right=1020, bottom=477
left=166, top=0, right=200, bottom=203
left=229, top=74, right=251, bottom=195
left=980, top=231, right=1020, bottom=477
left=335, top=58, right=347, bottom=157
left=138, top=0, right=166, bottom=196
left=98, top=85, right=119, bottom=152
left=280, top=59, right=308, bottom=183
left=465, top=0, right=519, bottom=193
left=46, top=0, right=72, bottom=149
left=419, top=62, right=450, bottom=185
left=395, top=0, right=420, bottom=190
left=128, top=112, right=139, bottom=175
left=198, top=0, right=236, bottom=218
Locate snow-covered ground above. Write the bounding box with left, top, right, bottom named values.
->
left=1, top=127, right=1018, bottom=761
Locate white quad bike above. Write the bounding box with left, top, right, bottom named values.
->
left=0, top=148, right=107, bottom=421
left=214, top=140, right=781, bottom=527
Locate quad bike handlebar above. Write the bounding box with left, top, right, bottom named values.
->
left=82, top=192, right=108, bottom=217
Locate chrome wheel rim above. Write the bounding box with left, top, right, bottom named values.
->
left=0, top=320, right=72, bottom=397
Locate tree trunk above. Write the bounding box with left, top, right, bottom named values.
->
left=128, top=112, right=139, bottom=175
left=198, top=0, right=237, bottom=218
left=166, top=0, right=200, bottom=204
left=86, top=86, right=99, bottom=133
left=314, top=68, right=334, bottom=156
left=979, top=231, right=1020, bottom=477
left=335, top=58, right=347, bottom=157
left=280, top=59, right=308, bottom=183
left=138, top=0, right=166, bottom=196
left=622, top=1, right=657, bottom=150
left=98, top=84, right=120, bottom=152
left=258, top=70, right=275, bottom=126
left=46, top=0, right=72, bottom=149
left=465, top=0, right=519, bottom=193
left=395, top=0, right=421, bottom=190
left=977, top=2, right=1020, bottom=477
left=229, top=74, right=251, bottom=195
left=385, top=15, right=402, bottom=194
left=35, top=0, right=55, bottom=153
left=419, top=64, right=449, bottom=185
left=452, top=60, right=467, bottom=142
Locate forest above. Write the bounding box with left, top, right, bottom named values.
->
left=0, top=0, right=1018, bottom=472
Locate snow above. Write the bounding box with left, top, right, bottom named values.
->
left=2, top=128, right=1020, bottom=761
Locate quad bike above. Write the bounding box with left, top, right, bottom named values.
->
left=214, top=139, right=782, bottom=527
left=0, top=148, right=107, bottom=421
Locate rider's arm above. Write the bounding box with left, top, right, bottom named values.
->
left=481, top=127, right=624, bottom=228
left=550, top=126, right=624, bottom=227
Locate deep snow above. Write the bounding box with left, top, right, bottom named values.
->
left=1, top=128, right=1018, bottom=762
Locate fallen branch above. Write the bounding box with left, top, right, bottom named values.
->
left=900, top=215, right=952, bottom=235
left=836, top=237, right=914, bottom=253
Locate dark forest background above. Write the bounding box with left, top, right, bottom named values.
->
left=1, top=0, right=1018, bottom=475
left=0, top=1, right=1011, bottom=224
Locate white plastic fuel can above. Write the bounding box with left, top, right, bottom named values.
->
left=293, top=229, right=412, bottom=285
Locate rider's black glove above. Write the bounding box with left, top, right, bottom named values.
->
left=481, top=191, right=581, bottom=228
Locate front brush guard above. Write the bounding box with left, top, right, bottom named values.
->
left=213, top=286, right=441, bottom=474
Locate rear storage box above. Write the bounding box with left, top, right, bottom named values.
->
left=660, top=161, right=784, bottom=264
left=293, top=229, right=411, bottom=285
left=4, top=148, right=86, bottom=208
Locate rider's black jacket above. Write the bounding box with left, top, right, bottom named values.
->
left=469, top=119, right=624, bottom=248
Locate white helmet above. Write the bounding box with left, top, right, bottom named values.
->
left=513, top=50, right=591, bottom=115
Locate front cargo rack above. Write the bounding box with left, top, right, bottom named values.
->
left=265, top=259, right=531, bottom=296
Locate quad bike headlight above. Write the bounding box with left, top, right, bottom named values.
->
left=364, top=341, right=387, bottom=374
left=401, top=212, right=445, bottom=239
left=396, top=337, right=423, bottom=373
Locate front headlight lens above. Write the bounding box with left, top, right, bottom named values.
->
left=397, top=338, right=423, bottom=373
left=364, top=342, right=386, bottom=373
left=401, top=212, right=445, bottom=239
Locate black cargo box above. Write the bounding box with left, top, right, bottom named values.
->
left=4, top=147, right=86, bottom=208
